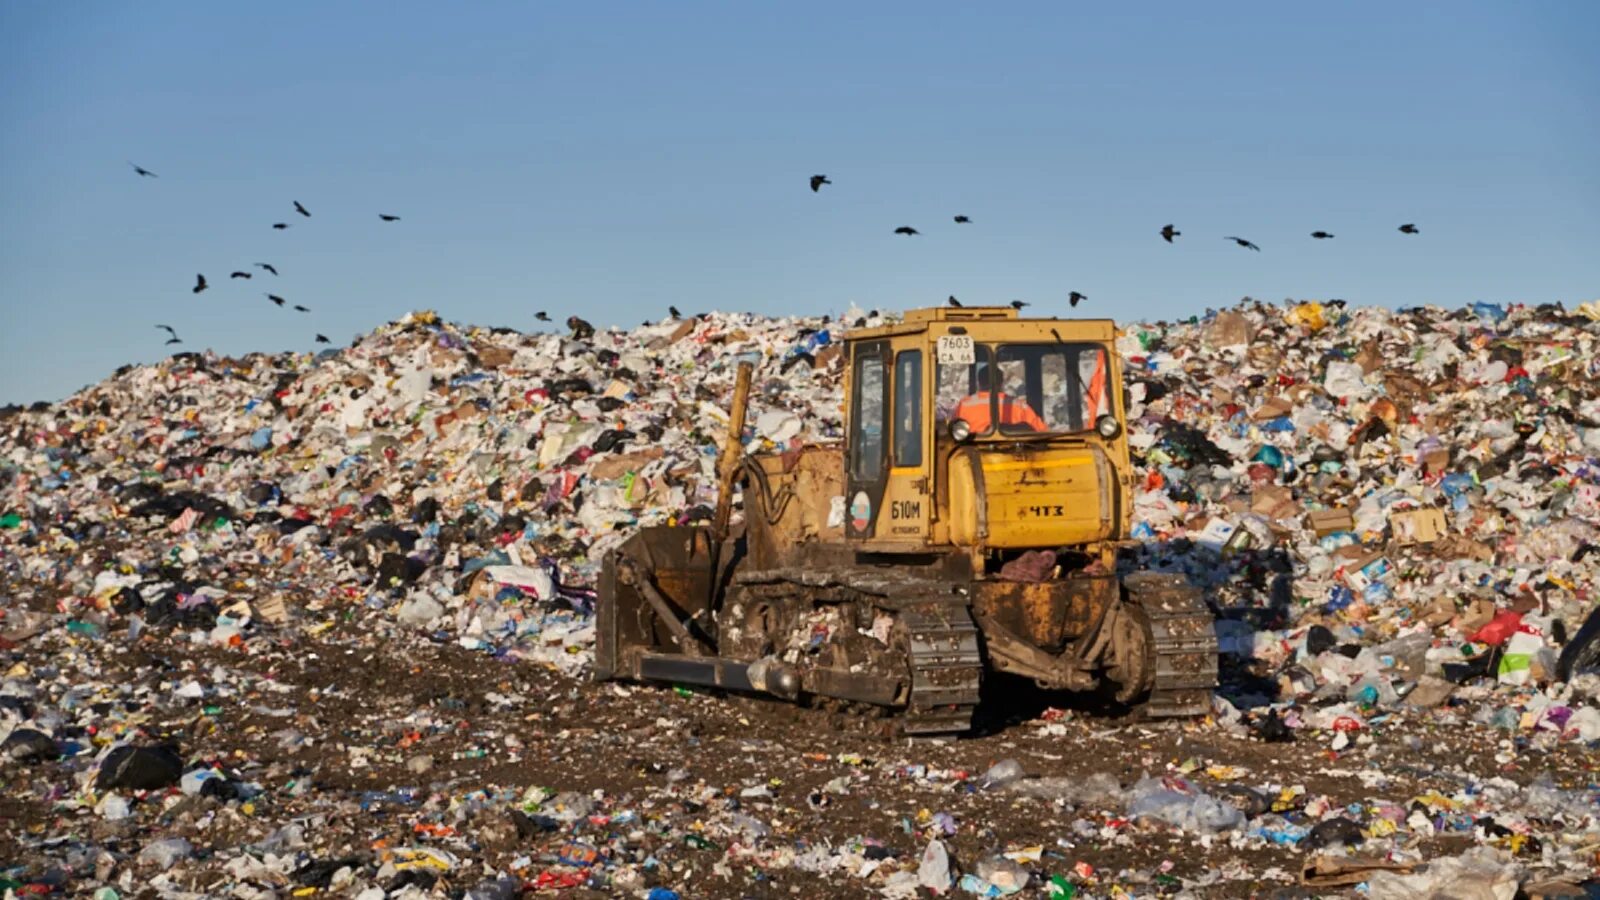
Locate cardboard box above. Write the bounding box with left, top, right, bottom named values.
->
left=1390, top=507, right=1447, bottom=545
left=1307, top=507, right=1354, bottom=536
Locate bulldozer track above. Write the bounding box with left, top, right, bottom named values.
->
left=900, top=604, right=984, bottom=735
left=1123, top=572, right=1219, bottom=718
left=735, top=568, right=986, bottom=735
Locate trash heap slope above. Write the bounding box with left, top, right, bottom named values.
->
left=2, top=300, right=1599, bottom=897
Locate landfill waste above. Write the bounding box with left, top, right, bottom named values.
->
left=1, top=300, right=1599, bottom=896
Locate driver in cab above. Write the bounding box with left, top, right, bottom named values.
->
left=952, top=369, right=1047, bottom=433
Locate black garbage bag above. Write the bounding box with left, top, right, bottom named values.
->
left=376, top=552, right=428, bottom=588
left=295, top=856, right=368, bottom=888
left=1557, top=605, right=1600, bottom=683
left=2, top=728, right=60, bottom=764
left=246, top=482, right=280, bottom=506
left=592, top=429, right=635, bottom=454
left=1304, top=625, right=1337, bottom=656
left=97, top=744, right=183, bottom=791
left=412, top=496, right=440, bottom=524
left=547, top=377, right=593, bottom=396
left=1302, top=817, right=1365, bottom=851
left=129, top=490, right=236, bottom=524
left=1156, top=422, right=1232, bottom=467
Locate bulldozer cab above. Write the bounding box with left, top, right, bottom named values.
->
left=842, top=307, right=1131, bottom=558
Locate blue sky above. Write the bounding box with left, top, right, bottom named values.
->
left=2, top=2, right=1596, bottom=402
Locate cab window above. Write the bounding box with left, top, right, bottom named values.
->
left=996, top=343, right=1109, bottom=433
left=851, top=353, right=887, bottom=481
left=893, top=350, right=922, bottom=467
left=935, top=345, right=994, bottom=430
left=939, top=343, right=1109, bottom=435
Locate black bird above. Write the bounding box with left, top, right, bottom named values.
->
left=1225, top=236, right=1261, bottom=251
left=953, top=215, right=971, bottom=224
left=254, top=263, right=278, bottom=275
left=535, top=311, right=551, bottom=322
left=947, top=296, right=962, bottom=308
left=192, top=274, right=208, bottom=294
left=379, top=214, right=401, bottom=222
left=669, top=306, right=681, bottom=319
left=314, top=334, right=330, bottom=344
left=1311, top=231, right=1334, bottom=239
left=129, top=162, right=158, bottom=178
left=156, top=324, right=179, bottom=339
left=293, top=305, right=310, bottom=313
left=567, top=315, right=595, bottom=340
left=809, top=175, right=831, bottom=193
left=1069, top=291, right=1087, bottom=308
left=230, top=271, right=252, bottom=279
left=1010, top=300, right=1029, bottom=310
left=894, top=226, right=919, bottom=236
left=1160, top=224, right=1180, bottom=243
left=1252, top=708, right=1294, bottom=743
left=1399, top=223, right=1419, bottom=234
left=165, top=336, right=182, bottom=346
left=267, top=294, right=285, bottom=307
left=294, top=201, right=310, bottom=217
left=272, top=223, right=289, bottom=230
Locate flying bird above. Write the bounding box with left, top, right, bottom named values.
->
left=254, top=263, right=278, bottom=275
left=294, top=201, right=310, bottom=217
left=165, top=336, right=182, bottom=346
left=669, top=306, right=681, bottom=319
left=809, top=175, right=831, bottom=193
left=129, top=162, right=158, bottom=178
left=379, top=214, right=401, bottom=222
left=293, top=305, right=310, bottom=313
left=894, top=226, right=919, bottom=236
left=1010, top=300, right=1029, bottom=310
left=535, top=311, right=550, bottom=322
left=1069, top=291, right=1087, bottom=308
left=267, top=294, right=286, bottom=307
left=272, top=223, right=289, bottom=230
left=1225, top=236, right=1261, bottom=251
left=953, top=215, right=971, bottom=224
left=156, top=324, right=179, bottom=338
left=1160, top=224, right=1180, bottom=243
left=314, top=334, right=330, bottom=344
left=192, top=274, right=208, bottom=294
left=947, top=296, right=962, bottom=308
left=1311, top=231, right=1334, bottom=239
left=230, top=271, right=252, bottom=279
left=1399, top=223, right=1419, bottom=234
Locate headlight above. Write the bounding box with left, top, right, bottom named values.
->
left=949, top=419, right=972, bottom=442
left=1095, top=414, right=1122, bottom=439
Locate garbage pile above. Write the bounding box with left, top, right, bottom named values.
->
left=1, top=299, right=1598, bottom=897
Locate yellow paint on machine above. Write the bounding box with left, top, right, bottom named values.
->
left=949, top=446, right=1112, bottom=548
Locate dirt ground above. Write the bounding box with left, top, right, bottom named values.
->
left=3, top=613, right=1597, bottom=898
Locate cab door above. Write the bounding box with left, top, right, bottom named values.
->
left=845, top=340, right=890, bottom=539
left=879, top=343, right=931, bottom=544
left=847, top=337, right=931, bottom=548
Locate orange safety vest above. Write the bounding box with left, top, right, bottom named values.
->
left=954, top=392, right=1048, bottom=432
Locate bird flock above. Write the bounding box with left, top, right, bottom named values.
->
left=132, top=158, right=1425, bottom=352
left=809, top=172, right=1420, bottom=312
left=130, top=162, right=399, bottom=349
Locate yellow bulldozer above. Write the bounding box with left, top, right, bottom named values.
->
left=596, top=307, right=1217, bottom=733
